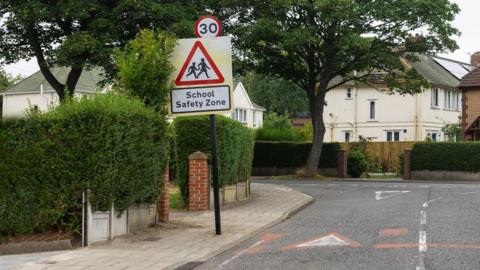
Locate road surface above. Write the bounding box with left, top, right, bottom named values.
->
left=194, top=180, right=480, bottom=270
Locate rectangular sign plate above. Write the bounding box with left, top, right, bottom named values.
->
left=170, top=85, right=231, bottom=114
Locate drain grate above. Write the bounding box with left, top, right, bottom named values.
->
left=141, top=237, right=162, bottom=242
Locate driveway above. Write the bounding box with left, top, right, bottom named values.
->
left=194, top=180, right=480, bottom=270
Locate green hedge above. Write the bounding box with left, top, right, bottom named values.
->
left=253, top=141, right=341, bottom=168
left=0, top=94, right=167, bottom=235
left=174, top=116, right=255, bottom=202
left=411, top=143, right=480, bottom=172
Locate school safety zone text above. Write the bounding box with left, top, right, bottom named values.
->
left=171, top=86, right=231, bottom=114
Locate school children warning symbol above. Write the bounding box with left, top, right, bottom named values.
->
left=175, top=41, right=225, bottom=86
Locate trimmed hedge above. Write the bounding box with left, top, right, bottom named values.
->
left=0, top=94, right=167, bottom=235
left=174, top=116, right=255, bottom=202
left=253, top=141, right=341, bottom=168
left=411, top=143, right=480, bottom=172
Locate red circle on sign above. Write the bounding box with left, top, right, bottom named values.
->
left=194, top=15, right=222, bottom=38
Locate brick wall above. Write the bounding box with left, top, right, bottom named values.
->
left=188, top=152, right=209, bottom=211
left=157, top=165, right=170, bottom=222
left=462, top=89, right=480, bottom=139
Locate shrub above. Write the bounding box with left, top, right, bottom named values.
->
left=253, top=141, right=340, bottom=168
left=348, top=151, right=368, bottom=178
left=174, top=116, right=255, bottom=202
left=411, top=143, right=480, bottom=172
left=255, top=113, right=301, bottom=141
left=0, top=94, right=167, bottom=235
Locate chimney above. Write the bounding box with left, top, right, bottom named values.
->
left=472, top=52, right=480, bottom=67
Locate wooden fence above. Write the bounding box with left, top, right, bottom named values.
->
left=340, top=141, right=416, bottom=172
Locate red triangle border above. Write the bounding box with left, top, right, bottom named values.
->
left=175, top=41, right=225, bottom=86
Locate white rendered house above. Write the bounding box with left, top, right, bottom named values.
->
left=1, top=68, right=266, bottom=128
left=323, top=55, right=474, bottom=142
left=223, top=82, right=266, bottom=128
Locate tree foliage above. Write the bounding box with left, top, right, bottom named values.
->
left=0, top=68, right=22, bottom=93
left=115, top=30, right=176, bottom=112
left=241, top=71, right=308, bottom=116
left=227, top=0, right=460, bottom=174
left=0, top=1, right=206, bottom=101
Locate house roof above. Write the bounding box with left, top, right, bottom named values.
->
left=4, top=67, right=105, bottom=94
left=459, top=67, right=480, bottom=89
left=409, top=55, right=472, bottom=88
left=252, top=101, right=266, bottom=111
left=331, top=54, right=474, bottom=89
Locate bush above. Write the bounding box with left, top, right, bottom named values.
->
left=174, top=116, right=255, bottom=202
left=0, top=94, right=167, bottom=235
left=411, top=143, right=480, bottom=172
left=255, top=113, right=301, bottom=141
left=253, top=141, right=340, bottom=168
left=348, top=151, right=368, bottom=178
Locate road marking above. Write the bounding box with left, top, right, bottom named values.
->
left=215, top=233, right=283, bottom=269
left=284, top=232, right=362, bottom=250
left=419, top=230, right=427, bottom=252
left=378, top=228, right=409, bottom=238
left=374, top=243, right=480, bottom=250
left=420, top=210, right=426, bottom=225
left=422, top=198, right=440, bottom=207
left=375, top=191, right=411, bottom=200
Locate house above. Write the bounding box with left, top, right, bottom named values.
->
left=1, top=68, right=266, bottom=128
left=459, top=54, right=480, bottom=141
left=1, top=67, right=106, bottom=118
left=323, top=54, right=476, bottom=142
left=224, top=82, right=266, bottom=128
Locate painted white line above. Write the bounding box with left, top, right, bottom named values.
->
left=215, top=240, right=264, bottom=270
left=375, top=190, right=411, bottom=200
left=422, top=198, right=440, bottom=208
left=420, top=210, right=427, bottom=225
left=419, top=231, right=427, bottom=252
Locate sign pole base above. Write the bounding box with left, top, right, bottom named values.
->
left=210, top=114, right=222, bottom=235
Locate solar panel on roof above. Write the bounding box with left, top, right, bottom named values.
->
left=433, top=57, right=470, bottom=80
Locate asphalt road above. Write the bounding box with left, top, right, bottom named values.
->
left=194, top=180, right=480, bottom=270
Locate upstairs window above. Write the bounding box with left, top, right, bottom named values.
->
left=369, top=101, right=376, bottom=120
left=432, top=88, right=440, bottom=108
left=444, top=90, right=459, bottom=110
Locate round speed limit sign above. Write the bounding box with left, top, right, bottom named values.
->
left=195, top=16, right=222, bottom=38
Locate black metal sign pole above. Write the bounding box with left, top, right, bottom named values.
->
left=210, top=114, right=222, bottom=235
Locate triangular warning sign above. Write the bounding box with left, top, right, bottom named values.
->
left=285, top=232, right=362, bottom=250
left=175, top=41, right=225, bottom=86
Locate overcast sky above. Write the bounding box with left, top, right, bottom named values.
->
left=3, top=0, right=480, bottom=77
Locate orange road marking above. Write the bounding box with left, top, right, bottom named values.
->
left=378, top=228, right=409, bottom=238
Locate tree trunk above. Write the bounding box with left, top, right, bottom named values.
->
left=305, top=87, right=327, bottom=176
left=66, top=67, right=84, bottom=97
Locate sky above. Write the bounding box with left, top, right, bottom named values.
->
left=3, top=0, right=480, bottom=77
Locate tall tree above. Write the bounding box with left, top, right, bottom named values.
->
left=242, top=71, right=308, bottom=116
left=228, top=0, right=459, bottom=175
left=0, top=1, right=204, bottom=101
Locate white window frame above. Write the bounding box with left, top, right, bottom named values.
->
left=431, top=88, right=440, bottom=108
left=386, top=130, right=401, bottom=142
left=369, top=100, right=376, bottom=120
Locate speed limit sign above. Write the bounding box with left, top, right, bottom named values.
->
left=195, top=16, right=222, bottom=38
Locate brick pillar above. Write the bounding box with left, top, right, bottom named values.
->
left=403, top=150, right=412, bottom=180
left=337, top=150, right=348, bottom=178
left=188, top=151, right=209, bottom=211
left=157, top=165, right=170, bottom=223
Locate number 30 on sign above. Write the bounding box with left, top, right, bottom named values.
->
left=195, top=16, right=222, bottom=38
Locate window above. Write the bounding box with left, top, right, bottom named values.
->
left=444, top=90, right=459, bottom=110
left=432, top=88, right=440, bottom=108
left=346, top=88, right=352, bottom=99
left=386, top=131, right=400, bottom=142
left=426, top=130, right=441, bottom=142
left=344, top=131, right=351, bottom=142
left=369, top=101, right=376, bottom=120
left=234, top=109, right=247, bottom=122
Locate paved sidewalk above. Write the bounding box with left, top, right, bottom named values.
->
left=10, top=183, right=312, bottom=270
